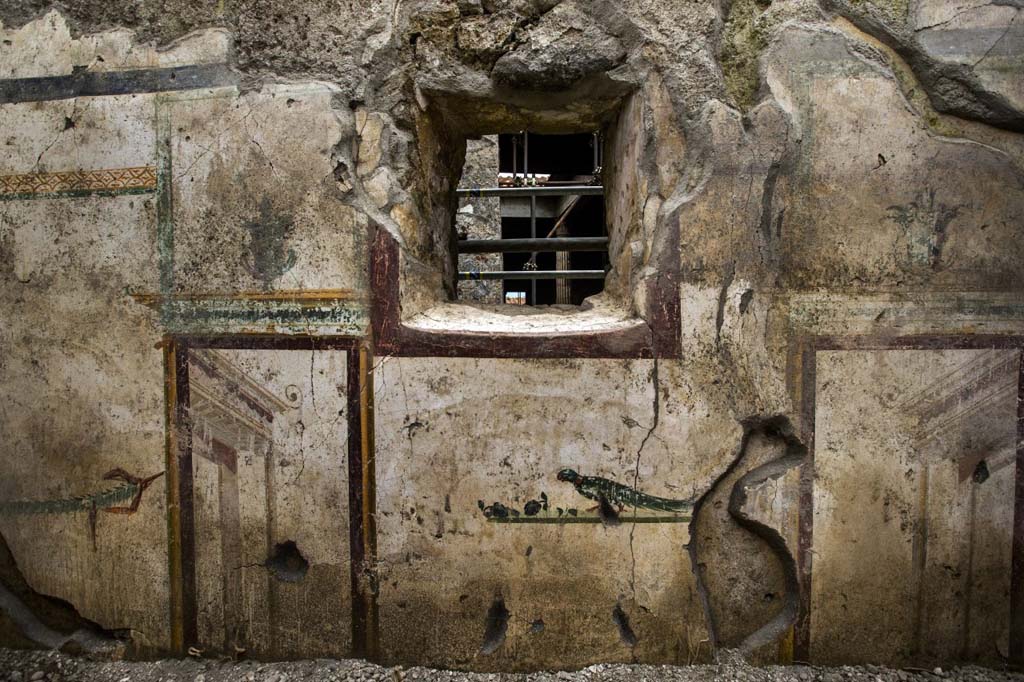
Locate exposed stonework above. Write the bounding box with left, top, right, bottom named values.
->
left=690, top=418, right=804, bottom=663
left=820, top=0, right=1024, bottom=130
left=0, top=532, right=122, bottom=656
left=490, top=1, right=626, bottom=90
left=455, top=136, right=502, bottom=303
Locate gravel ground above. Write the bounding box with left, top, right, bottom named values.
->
left=0, top=650, right=1021, bottom=682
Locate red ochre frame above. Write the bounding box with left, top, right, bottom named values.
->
left=163, top=335, right=379, bottom=660
left=790, top=334, right=1024, bottom=666
left=368, top=224, right=683, bottom=359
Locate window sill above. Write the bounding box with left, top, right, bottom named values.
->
left=404, top=300, right=643, bottom=336
left=370, top=227, right=680, bottom=359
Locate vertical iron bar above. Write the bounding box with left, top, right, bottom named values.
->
left=594, top=131, right=608, bottom=273
left=506, top=135, right=518, bottom=304
left=511, top=136, right=517, bottom=182
left=525, top=131, right=536, bottom=305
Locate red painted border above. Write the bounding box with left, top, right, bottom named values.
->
left=347, top=347, right=369, bottom=659
left=794, top=345, right=816, bottom=663
left=369, top=226, right=682, bottom=359
left=793, top=334, right=1024, bottom=663
left=1011, top=349, right=1024, bottom=663
left=173, top=344, right=197, bottom=650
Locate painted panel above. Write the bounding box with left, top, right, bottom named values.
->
left=166, top=85, right=367, bottom=297
left=374, top=358, right=730, bottom=670
left=187, top=348, right=351, bottom=658
left=0, top=191, right=167, bottom=648
left=765, top=27, right=1024, bottom=289
left=811, top=349, right=1018, bottom=665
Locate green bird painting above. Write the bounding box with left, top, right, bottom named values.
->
left=556, top=469, right=692, bottom=513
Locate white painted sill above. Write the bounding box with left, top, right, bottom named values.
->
left=404, top=299, right=645, bottom=335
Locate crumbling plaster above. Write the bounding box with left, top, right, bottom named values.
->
left=0, top=0, right=1022, bottom=671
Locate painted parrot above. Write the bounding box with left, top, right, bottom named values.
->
left=556, top=469, right=691, bottom=513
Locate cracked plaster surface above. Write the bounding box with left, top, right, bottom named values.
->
left=0, top=0, right=1022, bottom=669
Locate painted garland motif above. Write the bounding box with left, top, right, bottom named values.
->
left=0, top=468, right=164, bottom=548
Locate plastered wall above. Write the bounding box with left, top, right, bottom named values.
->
left=0, top=0, right=1023, bottom=671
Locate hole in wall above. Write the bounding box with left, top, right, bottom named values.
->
left=612, top=602, right=637, bottom=647
left=597, top=494, right=620, bottom=527
left=333, top=159, right=350, bottom=182
left=972, top=459, right=990, bottom=484
left=264, top=540, right=309, bottom=583
left=396, top=82, right=677, bottom=338
left=739, top=289, right=754, bottom=314
left=480, top=596, right=509, bottom=654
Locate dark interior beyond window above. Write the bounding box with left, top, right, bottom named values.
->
left=456, top=131, right=608, bottom=306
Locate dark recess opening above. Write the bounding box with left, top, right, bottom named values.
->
left=457, top=131, right=608, bottom=306
left=480, top=596, right=510, bottom=654
left=612, top=602, right=638, bottom=647
left=497, top=132, right=595, bottom=176
left=264, top=540, right=309, bottom=583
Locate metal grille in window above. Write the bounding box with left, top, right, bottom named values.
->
left=456, top=132, right=607, bottom=306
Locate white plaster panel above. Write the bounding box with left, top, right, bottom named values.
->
left=765, top=25, right=1024, bottom=289
left=0, top=196, right=167, bottom=648
left=373, top=357, right=735, bottom=669
left=0, top=94, right=156, bottom=173
left=188, top=348, right=352, bottom=658
left=167, top=84, right=368, bottom=295
left=0, top=196, right=159, bottom=289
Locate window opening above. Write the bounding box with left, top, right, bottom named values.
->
left=456, top=131, right=607, bottom=306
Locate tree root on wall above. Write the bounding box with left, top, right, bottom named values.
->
left=0, top=531, right=122, bottom=656
left=688, top=415, right=807, bottom=661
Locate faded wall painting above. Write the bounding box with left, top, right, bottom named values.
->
left=812, top=349, right=1019, bottom=665
left=0, top=0, right=1023, bottom=672
left=373, top=357, right=718, bottom=671
left=186, top=348, right=351, bottom=658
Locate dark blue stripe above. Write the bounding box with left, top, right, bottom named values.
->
left=0, top=63, right=236, bottom=104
